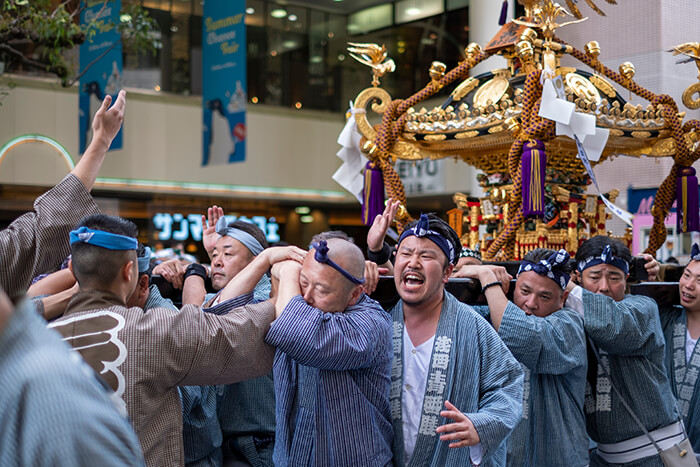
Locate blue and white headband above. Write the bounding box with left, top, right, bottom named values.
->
left=577, top=244, right=629, bottom=275
left=398, top=214, right=455, bottom=264
left=69, top=227, right=138, bottom=251
left=311, top=240, right=364, bottom=285
left=691, top=243, right=700, bottom=261
left=137, top=246, right=152, bottom=273
left=518, top=249, right=571, bottom=289
left=215, top=217, right=264, bottom=256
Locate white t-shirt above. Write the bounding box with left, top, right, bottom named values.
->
left=401, top=326, right=482, bottom=465
left=402, top=327, right=434, bottom=463
left=687, top=329, right=698, bottom=363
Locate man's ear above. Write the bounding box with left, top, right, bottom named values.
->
left=572, top=270, right=581, bottom=284
left=347, top=284, right=363, bottom=306
left=122, top=260, right=135, bottom=283
left=138, top=274, right=150, bottom=296
left=559, top=289, right=570, bottom=309
left=443, top=263, right=454, bottom=284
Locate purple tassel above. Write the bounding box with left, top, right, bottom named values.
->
left=362, top=161, right=385, bottom=226
left=499, top=0, right=508, bottom=25
left=522, top=140, right=546, bottom=217
left=676, top=167, right=700, bottom=233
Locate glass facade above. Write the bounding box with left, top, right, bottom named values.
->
left=120, top=0, right=481, bottom=112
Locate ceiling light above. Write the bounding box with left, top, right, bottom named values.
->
left=295, top=206, right=311, bottom=215
left=246, top=7, right=255, bottom=14
left=288, top=14, right=297, bottom=21
left=300, top=215, right=314, bottom=223
left=270, top=8, right=287, bottom=18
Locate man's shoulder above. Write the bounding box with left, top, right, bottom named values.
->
left=348, top=294, right=391, bottom=323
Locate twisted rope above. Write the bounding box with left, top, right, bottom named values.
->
left=557, top=38, right=700, bottom=254
left=372, top=51, right=492, bottom=232
left=485, top=70, right=556, bottom=260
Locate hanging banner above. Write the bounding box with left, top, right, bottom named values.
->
left=202, top=0, right=247, bottom=166
left=79, top=0, right=123, bottom=154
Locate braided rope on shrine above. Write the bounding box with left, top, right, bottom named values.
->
left=371, top=51, right=491, bottom=232
left=558, top=38, right=700, bottom=255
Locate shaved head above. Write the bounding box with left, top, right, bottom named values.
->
left=300, top=234, right=366, bottom=313
left=324, top=238, right=366, bottom=286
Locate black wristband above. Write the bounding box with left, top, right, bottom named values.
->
left=481, top=281, right=502, bottom=295
left=367, top=242, right=392, bottom=264
left=184, top=263, right=207, bottom=282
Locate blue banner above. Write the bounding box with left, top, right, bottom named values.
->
left=79, top=0, right=123, bottom=154
left=202, top=1, right=247, bottom=166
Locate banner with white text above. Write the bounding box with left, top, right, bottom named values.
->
left=202, top=1, right=247, bottom=165
left=79, top=0, right=123, bottom=154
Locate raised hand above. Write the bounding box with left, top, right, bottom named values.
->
left=201, top=205, right=224, bottom=258
left=367, top=198, right=400, bottom=253
left=92, top=90, right=126, bottom=147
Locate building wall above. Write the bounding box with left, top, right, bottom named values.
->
left=559, top=0, right=700, bottom=235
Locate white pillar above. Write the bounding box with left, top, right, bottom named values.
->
left=468, top=0, right=514, bottom=76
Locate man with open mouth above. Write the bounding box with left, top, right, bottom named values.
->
left=388, top=213, right=523, bottom=466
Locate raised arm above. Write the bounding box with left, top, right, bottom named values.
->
left=579, top=287, right=665, bottom=355
left=367, top=198, right=400, bottom=274
left=72, top=90, right=126, bottom=191
left=452, top=264, right=511, bottom=330
left=217, top=246, right=306, bottom=304
left=265, top=294, right=391, bottom=371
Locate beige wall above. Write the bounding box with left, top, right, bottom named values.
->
left=0, top=76, right=356, bottom=202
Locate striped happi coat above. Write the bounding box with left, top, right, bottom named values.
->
left=0, top=174, right=99, bottom=300
left=580, top=289, right=679, bottom=467
left=475, top=302, right=588, bottom=466
left=391, top=292, right=524, bottom=466
left=49, top=289, right=277, bottom=467
left=661, top=305, right=700, bottom=458
left=264, top=293, right=393, bottom=467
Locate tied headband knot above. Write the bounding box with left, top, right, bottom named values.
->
left=691, top=243, right=700, bottom=261
left=398, top=214, right=456, bottom=264
left=577, top=244, right=629, bottom=275
left=69, top=227, right=138, bottom=251
left=312, top=240, right=365, bottom=285
left=138, top=246, right=152, bottom=273
left=215, top=217, right=264, bottom=256
left=518, top=249, right=571, bottom=289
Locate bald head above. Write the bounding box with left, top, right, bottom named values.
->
left=300, top=236, right=366, bottom=313
left=323, top=238, right=366, bottom=285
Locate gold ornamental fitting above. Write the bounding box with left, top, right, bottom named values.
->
left=362, top=140, right=378, bottom=155
left=396, top=204, right=407, bottom=220
left=505, top=116, right=521, bottom=135
left=585, top=41, right=600, bottom=58
left=465, top=42, right=482, bottom=59
left=520, top=28, right=538, bottom=44
left=429, top=61, right=447, bottom=82
left=619, top=62, right=636, bottom=80
left=516, top=40, right=534, bottom=61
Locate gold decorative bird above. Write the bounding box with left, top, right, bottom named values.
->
left=514, top=0, right=587, bottom=41
left=518, top=0, right=615, bottom=20
left=347, top=42, right=396, bottom=87
left=669, top=42, right=700, bottom=109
